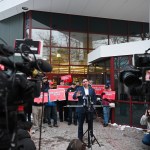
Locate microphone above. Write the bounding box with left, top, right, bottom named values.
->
left=0, top=44, right=14, bottom=56
left=31, top=59, right=53, bottom=72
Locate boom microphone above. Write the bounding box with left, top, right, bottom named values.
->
left=32, top=59, right=53, bottom=72
left=0, top=56, right=52, bottom=75
left=0, top=44, right=14, bottom=56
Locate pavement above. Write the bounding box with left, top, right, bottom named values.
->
left=31, top=118, right=150, bottom=150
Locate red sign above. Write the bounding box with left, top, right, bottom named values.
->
left=68, top=92, right=78, bottom=101
left=92, top=85, right=105, bottom=95
left=57, top=85, right=70, bottom=91
left=103, top=91, right=116, bottom=101
left=34, top=92, right=48, bottom=103
left=49, top=89, right=66, bottom=101
left=0, top=64, right=5, bottom=70
left=61, top=75, right=72, bottom=83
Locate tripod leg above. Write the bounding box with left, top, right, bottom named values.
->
left=88, top=129, right=91, bottom=148
left=92, top=134, right=101, bottom=147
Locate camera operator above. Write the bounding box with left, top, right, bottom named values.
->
left=140, top=105, right=150, bottom=146
left=17, top=118, right=36, bottom=150
left=73, top=79, right=96, bottom=142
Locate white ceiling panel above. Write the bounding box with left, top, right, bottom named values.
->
left=0, top=0, right=149, bottom=23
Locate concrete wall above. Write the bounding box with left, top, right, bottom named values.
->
left=0, top=13, right=24, bottom=46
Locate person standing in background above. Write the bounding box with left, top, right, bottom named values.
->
left=45, top=81, right=58, bottom=127
left=57, top=80, right=68, bottom=122
left=66, top=82, right=77, bottom=125
left=32, top=77, right=48, bottom=132
left=101, top=85, right=112, bottom=127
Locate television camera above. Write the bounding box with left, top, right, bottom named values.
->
left=0, top=39, right=52, bottom=149
left=119, top=48, right=150, bottom=97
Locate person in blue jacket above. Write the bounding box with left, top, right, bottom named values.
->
left=73, top=79, right=96, bottom=142
left=45, top=97, right=58, bottom=127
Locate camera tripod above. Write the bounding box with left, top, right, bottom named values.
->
left=83, top=105, right=101, bottom=149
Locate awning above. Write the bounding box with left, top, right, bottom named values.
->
left=88, top=40, right=150, bottom=63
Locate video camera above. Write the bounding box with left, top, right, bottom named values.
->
left=0, top=39, right=52, bottom=149
left=119, top=48, right=150, bottom=97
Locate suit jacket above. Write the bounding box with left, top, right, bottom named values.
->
left=73, top=86, right=96, bottom=113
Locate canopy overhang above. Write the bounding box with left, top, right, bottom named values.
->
left=0, top=0, right=149, bottom=23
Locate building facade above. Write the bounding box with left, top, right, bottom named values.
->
left=0, top=6, right=150, bottom=127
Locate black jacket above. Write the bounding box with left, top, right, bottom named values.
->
left=66, top=87, right=77, bottom=105
left=17, top=129, right=36, bottom=150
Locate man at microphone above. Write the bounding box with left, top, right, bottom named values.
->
left=73, top=79, right=96, bottom=142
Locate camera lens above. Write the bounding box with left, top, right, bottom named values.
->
left=122, top=72, right=141, bottom=87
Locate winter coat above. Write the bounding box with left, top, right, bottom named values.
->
left=17, top=129, right=36, bottom=150
left=66, top=87, right=77, bottom=105
left=73, top=86, right=96, bottom=113
left=140, top=115, right=150, bottom=129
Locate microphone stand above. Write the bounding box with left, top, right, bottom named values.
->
left=83, top=96, right=101, bottom=149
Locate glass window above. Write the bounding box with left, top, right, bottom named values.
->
left=129, top=21, right=142, bottom=36
left=114, top=56, right=131, bottom=70
left=132, top=104, right=147, bottom=127
left=52, top=65, right=69, bottom=74
left=109, top=35, right=127, bottom=45
left=70, top=15, right=88, bottom=32
left=51, top=30, right=69, bottom=47
left=143, top=23, right=149, bottom=40
left=110, top=20, right=128, bottom=35
left=70, top=66, right=87, bottom=74
left=70, top=32, right=87, bottom=48
left=115, top=103, right=130, bottom=125
left=129, top=37, right=142, bottom=42
left=42, top=47, right=50, bottom=61
left=95, top=66, right=105, bottom=73
left=32, top=29, right=50, bottom=46
left=70, top=49, right=87, bottom=65
left=51, top=48, right=69, bottom=65
left=88, top=65, right=95, bottom=74
left=89, top=17, right=108, bottom=33
left=32, top=11, right=50, bottom=28
left=89, top=34, right=108, bottom=49
left=51, top=13, right=69, bottom=30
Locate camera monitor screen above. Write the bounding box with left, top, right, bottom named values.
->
left=145, top=70, right=150, bottom=81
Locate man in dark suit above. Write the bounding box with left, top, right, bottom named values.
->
left=73, top=79, right=96, bottom=142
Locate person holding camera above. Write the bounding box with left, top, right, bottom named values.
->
left=140, top=106, right=150, bottom=146
left=66, top=139, right=86, bottom=150
left=17, top=115, right=36, bottom=150
left=73, top=79, right=96, bottom=142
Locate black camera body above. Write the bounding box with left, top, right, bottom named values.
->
left=120, top=49, right=150, bottom=97
left=0, top=39, right=52, bottom=149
